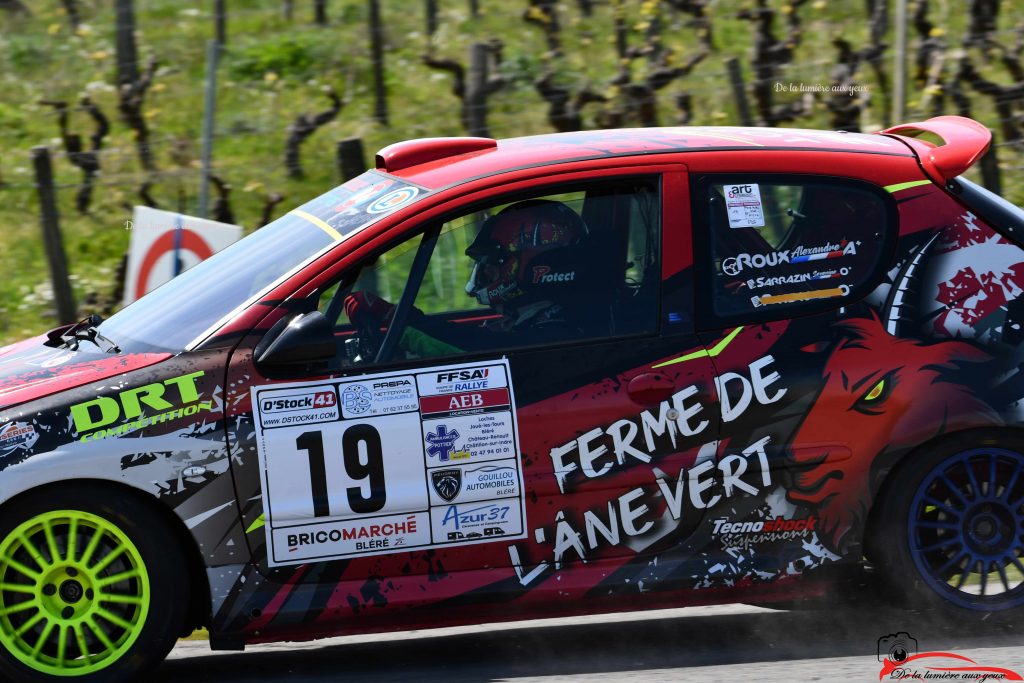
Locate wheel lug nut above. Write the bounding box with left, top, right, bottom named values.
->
left=42, top=585, right=56, bottom=596
left=85, top=589, right=94, bottom=600
left=66, top=568, right=78, bottom=578
left=61, top=606, right=74, bottom=619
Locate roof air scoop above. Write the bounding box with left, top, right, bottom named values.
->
left=375, top=137, right=497, bottom=173
left=881, top=115, right=992, bottom=183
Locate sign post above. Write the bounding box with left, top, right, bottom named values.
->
left=123, top=207, right=241, bottom=306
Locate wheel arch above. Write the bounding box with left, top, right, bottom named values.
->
left=0, top=478, right=212, bottom=635
left=862, top=425, right=1024, bottom=564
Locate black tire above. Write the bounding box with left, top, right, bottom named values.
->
left=870, top=431, right=1024, bottom=620
left=0, top=485, right=190, bottom=683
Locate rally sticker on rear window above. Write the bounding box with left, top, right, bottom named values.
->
left=724, top=183, right=765, bottom=228
left=251, top=359, right=525, bottom=566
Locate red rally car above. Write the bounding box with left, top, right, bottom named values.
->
left=0, top=115, right=1022, bottom=682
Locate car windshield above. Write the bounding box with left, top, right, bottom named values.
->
left=98, top=171, right=427, bottom=353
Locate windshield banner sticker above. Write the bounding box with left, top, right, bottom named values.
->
left=251, top=359, right=525, bottom=565
left=287, top=172, right=429, bottom=242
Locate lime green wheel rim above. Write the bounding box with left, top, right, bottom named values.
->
left=0, top=510, right=150, bottom=676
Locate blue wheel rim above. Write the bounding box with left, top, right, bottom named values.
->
left=908, top=447, right=1024, bottom=610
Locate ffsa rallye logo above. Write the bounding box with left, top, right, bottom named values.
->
left=435, top=368, right=491, bottom=392
left=70, top=371, right=212, bottom=441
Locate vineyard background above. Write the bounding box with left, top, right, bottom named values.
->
left=0, top=0, right=1022, bottom=344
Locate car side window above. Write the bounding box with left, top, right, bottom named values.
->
left=697, top=176, right=895, bottom=322
left=318, top=178, right=661, bottom=367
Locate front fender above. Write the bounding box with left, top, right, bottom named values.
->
left=0, top=351, right=249, bottom=567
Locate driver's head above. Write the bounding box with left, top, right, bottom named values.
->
left=464, top=199, right=589, bottom=308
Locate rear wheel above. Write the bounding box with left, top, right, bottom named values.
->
left=873, top=433, right=1024, bottom=617
left=0, top=488, right=189, bottom=682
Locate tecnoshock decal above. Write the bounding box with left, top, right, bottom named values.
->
left=712, top=515, right=818, bottom=550
left=251, top=359, right=526, bottom=566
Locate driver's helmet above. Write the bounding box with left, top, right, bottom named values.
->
left=464, top=199, right=590, bottom=307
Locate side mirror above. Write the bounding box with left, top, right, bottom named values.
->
left=255, top=311, right=336, bottom=368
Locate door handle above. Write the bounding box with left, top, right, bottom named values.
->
left=626, top=373, right=675, bottom=406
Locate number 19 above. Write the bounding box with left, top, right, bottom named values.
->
left=295, top=425, right=386, bottom=517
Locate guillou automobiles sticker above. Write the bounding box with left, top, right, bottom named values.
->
left=250, top=359, right=526, bottom=566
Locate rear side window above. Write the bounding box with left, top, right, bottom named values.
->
left=694, top=175, right=896, bottom=323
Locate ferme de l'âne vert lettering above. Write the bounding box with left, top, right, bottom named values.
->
left=70, top=371, right=211, bottom=441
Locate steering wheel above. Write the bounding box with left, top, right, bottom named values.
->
left=354, top=313, right=385, bottom=363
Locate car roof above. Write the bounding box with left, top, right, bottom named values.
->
left=379, top=126, right=914, bottom=189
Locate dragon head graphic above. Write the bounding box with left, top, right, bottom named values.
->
left=787, top=235, right=1002, bottom=553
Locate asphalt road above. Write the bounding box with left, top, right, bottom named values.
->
left=156, top=604, right=1024, bottom=682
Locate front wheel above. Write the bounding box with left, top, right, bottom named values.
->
left=0, top=487, right=189, bottom=682
left=872, top=433, right=1024, bottom=617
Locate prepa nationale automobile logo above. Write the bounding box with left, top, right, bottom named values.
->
left=431, top=469, right=462, bottom=502
left=0, top=422, right=39, bottom=456
left=341, top=384, right=373, bottom=415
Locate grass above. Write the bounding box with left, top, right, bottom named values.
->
left=0, top=0, right=1021, bottom=343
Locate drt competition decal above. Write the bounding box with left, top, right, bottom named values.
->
left=250, top=359, right=526, bottom=566
left=70, top=370, right=212, bottom=442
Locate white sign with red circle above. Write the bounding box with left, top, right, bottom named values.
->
left=123, top=206, right=242, bottom=305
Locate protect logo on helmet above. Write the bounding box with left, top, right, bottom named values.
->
left=532, top=266, right=576, bottom=284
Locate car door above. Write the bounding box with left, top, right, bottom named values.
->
left=223, top=163, right=727, bottom=622
left=689, top=171, right=900, bottom=575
